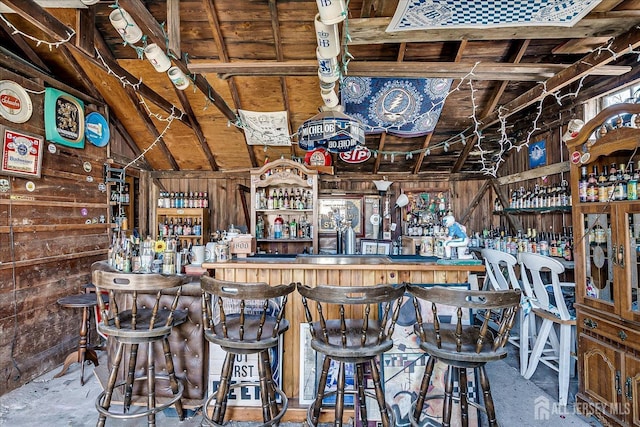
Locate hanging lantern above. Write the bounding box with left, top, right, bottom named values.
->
left=109, top=8, right=143, bottom=44
left=298, top=110, right=364, bottom=153
left=314, top=14, right=340, bottom=58
left=316, top=0, right=347, bottom=25
left=144, top=43, right=172, bottom=73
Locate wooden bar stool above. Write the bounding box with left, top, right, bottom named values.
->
left=54, top=293, right=100, bottom=385
left=297, top=282, right=406, bottom=427
left=200, top=276, right=295, bottom=427
left=92, top=267, right=189, bottom=427
left=407, top=285, right=521, bottom=427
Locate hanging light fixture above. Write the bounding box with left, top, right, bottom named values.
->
left=109, top=8, right=142, bottom=44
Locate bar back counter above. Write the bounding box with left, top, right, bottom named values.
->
left=201, top=254, right=484, bottom=422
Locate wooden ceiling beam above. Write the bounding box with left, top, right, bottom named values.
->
left=127, top=88, right=180, bottom=171
left=92, top=31, right=192, bottom=128
left=167, top=0, right=181, bottom=59
left=117, top=0, right=238, bottom=122
left=481, top=25, right=640, bottom=129
left=412, top=133, right=433, bottom=174
left=202, top=0, right=257, bottom=168
left=188, top=60, right=630, bottom=81
left=269, top=0, right=295, bottom=160
left=174, top=88, right=219, bottom=171
left=109, top=116, right=151, bottom=171
left=452, top=39, right=530, bottom=173
left=0, top=13, right=50, bottom=71
left=347, top=12, right=640, bottom=45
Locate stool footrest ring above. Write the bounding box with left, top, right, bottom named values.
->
left=202, top=381, right=288, bottom=427
left=409, top=393, right=487, bottom=427
left=306, top=389, right=395, bottom=427
left=95, top=375, right=184, bottom=420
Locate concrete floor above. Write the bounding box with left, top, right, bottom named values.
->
left=0, top=343, right=600, bottom=427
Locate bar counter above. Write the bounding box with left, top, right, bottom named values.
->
left=202, top=254, right=484, bottom=419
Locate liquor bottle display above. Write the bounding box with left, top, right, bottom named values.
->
left=566, top=103, right=640, bottom=427
left=250, top=158, right=318, bottom=254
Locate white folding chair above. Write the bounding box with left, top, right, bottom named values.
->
left=518, top=252, right=576, bottom=407
left=481, top=249, right=533, bottom=373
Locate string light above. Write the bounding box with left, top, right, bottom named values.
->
left=0, top=13, right=74, bottom=50
left=94, top=47, right=143, bottom=90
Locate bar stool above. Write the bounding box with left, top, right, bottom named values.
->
left=297, top=282, right=406, bottom=427
left=92, top=268, right=189, bottom=427
left=200, top=276, right=295, bottom=427
left=407, top=285, right=521, bottom=427
left=54, top=293, right=100, bottom=385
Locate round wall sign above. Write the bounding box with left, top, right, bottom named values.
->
left=0, top=80, right=33, bottom=123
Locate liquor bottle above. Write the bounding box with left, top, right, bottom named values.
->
left=183, top=218, right=192, bottom=236
left=203, top=192, right=209, bottom=209
left=170, top=192, right=175, bottom=208
left=256, top=215, right=265, bottom=239
left=267, top=189, right=275, bottom=209
left=274, top=214, right=284, bottom=239
left=628, top=162, right=638, bottom=200
left=615, top=163, right=628, bottom=200
left=578, top=166, right=588, bottom=203
left=586, top=166, right=599, bottom=202
left=598, top=165, right=609, bottom=202
left=283, top=188, right=290, bottom=209
left=289, top=216, right=297, bottom=239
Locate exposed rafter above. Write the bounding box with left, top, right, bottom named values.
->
left=188, top=60, right=630, bottom=81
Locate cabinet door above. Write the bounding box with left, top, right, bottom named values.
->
left=579, top=205, right=616, bottom=314
left=624, top=353, right=640, bottom=427
left=580, top=334, right=620, bottom=415
left=616, top=203, right=640, bottom=323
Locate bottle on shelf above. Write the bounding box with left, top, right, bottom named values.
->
left=578, top=166, right=588, bottom=203
left=274, top=214, right=284, bottom=239
left=586, top=165, right=599, bottom=202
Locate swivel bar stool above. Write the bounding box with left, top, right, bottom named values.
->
left=297, top=282, right=406, bottom=427
left=407, top=285, right=521, bottom=427
left=200, top=276, right=295, bottom=426
left=92, top=267, right=189, bottom=427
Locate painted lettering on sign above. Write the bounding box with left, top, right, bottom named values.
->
left=340, top=145, right=371, bottom=163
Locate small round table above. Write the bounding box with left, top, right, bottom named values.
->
left=54, top=293, right=100, bottom=385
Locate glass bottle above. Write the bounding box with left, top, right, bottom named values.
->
left=274, top=214, right=284, bottom=239
left=578, top=166, right=588, bottom=203
left=615, top=163, right=628, bottom=200
left=628, top=162, right=638, bottom=201
left=586, top=166, right=599, bottom=202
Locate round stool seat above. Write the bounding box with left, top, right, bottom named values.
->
left=57, top=293, right=98, bottom=309
left=55, top=293, right=102, bottom=385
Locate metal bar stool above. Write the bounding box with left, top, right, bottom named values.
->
left=92, top=267, right=189, bottom=427
left=407, top=285, right=521, bottom=427
left=200, top=276, right=295, bottom=427
left=54, top=293, right=101, bottom=385
left=297, top=282, right=406, bottom=427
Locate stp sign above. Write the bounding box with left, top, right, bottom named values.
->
left=339, top=145, right=371, bottom=164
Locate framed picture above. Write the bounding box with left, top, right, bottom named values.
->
left=299, top=323, right=318, bottom=405
left=318, top=196, right=363, bottom=236
left=318, top=358, right=355, bottom=407
left=360, top=239, right=392, bottom=255
left=0, top=126, right=44, bottom=178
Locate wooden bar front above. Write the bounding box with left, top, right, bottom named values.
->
left=202, top=258, right=483, bottom=421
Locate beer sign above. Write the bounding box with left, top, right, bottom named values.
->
left=339, top=145, right=371, bottom=164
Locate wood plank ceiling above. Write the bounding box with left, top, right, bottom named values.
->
left=1, top=0, right=640, bottom=177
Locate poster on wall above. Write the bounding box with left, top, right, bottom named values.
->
left=44, top=87, right=85, bottom=148
left=529, top=139, right=547, bottom=169
left=0, top=126, right=44, bottom=178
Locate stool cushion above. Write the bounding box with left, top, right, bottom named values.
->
left=309, top=319, right=393, bottom=360
left=417, top=323, right=507, bottom=364
left=100, top=308, right=188, bottom=341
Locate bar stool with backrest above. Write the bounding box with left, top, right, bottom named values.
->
left=518, top=252, right=576, bottom=407
left=407, top=284, right=521, bottom=427
left=480, top=248, right=534, bottom=375
left=297, top=282, right=406, bottom=427
left=92, top=267, right=188, bottom=427
left=200, top=276, right=295, bottom=427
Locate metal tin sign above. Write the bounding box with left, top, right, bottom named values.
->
left=44, top=87, right=85, bottom=149
left=1, top=127, right=44, bottom=178
left=339, top=145, right=371, bottom=163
